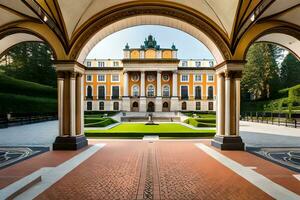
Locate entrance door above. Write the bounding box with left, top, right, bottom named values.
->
left=147, top=102, right=155, bottom=112
left=132, top=101, right=139, bottom=112
left=208, top=102, right=214, bottom=110
left=162, top=102, right=170, bottom=112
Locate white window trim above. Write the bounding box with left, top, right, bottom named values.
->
left=207, top=85, right=214, bottom=97
left=86, top=74, right=93, bottom=82
left=194, top=74, right=202, bottom=82
left=86, top=61, right=91, bottom=67
left=86, top=85, right=93, bottom=96
left=97, top=74, right=106, bottom=82
left=162, top=84, right=170, bottom=97
left=180, top=74, right=189, bottom=82
left=195, top=61, right=201, bottom=67
left=180, top=85, right=189, bottom=97
left=113, top=61, right=119, bottom=67
left=87, top=101, right=93, bottom=110
left=147, top=84, right=156, bottom=97
left=194, top=85, right=203, bottom=97
left=99, top=101, right=105, bottom=111
left=207, top=74, right=214, bottom=82
left=97, top=85, right=106, bottom=98
left=113, top=101, right=120, bottom=111
left=131, top=84, right=140, bottom=96
left=111, top=74, right=120, bottom=82
left=181, top=61, right=188, bottom=67
left=98, top=61, right=105, bottom=67
left=111, top=85, right=120, bottom=97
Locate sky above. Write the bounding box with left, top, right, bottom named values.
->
left=86, top=25, right=214, bottom=60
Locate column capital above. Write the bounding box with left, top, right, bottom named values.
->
left=70, top=72, right=77, bottom=79
left=57, top=71, right=65, bottom=79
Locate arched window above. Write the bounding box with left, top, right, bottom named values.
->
left=87, top=85, right=93, bottom=99
left=163, top=85, right=170, bottom=97
left=132, top=85, right=139, bottom=97
left=163, top=102, right=169, bottom=108
left=208, top=86, right=214, bottom=100
left=87, top=102, right=92, bottom=110
left=133, top=102, right=138, bottom=108
left=195, top=86, right=202, bottom=99
left=182, top=102, right=187, bottom=110
left=113, top=102, right=119, bottom=111
left=99, top=102, right=104, bottom=111
left=147, top=85, right=155, bottom=97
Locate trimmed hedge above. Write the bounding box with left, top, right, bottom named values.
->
left=184, top=118, right=216, bottom=127
left=0, top=74, right=57, bottom=98
left=0, top=93, right=57, bottom=113
left=84, top=111, right=119, bottom=117
left=85, top=117, right=117, bottom=127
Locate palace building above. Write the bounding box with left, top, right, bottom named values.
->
left=84, top=35, right=216, bottom=112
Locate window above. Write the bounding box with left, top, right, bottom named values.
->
left=208, top=86, right=214, bottom=100
left=112, top=86, right=119, bottom=99
left=209, top=61, right=214, bottom=67
left=182, top=102, right=187, bottom=110
left=163, top=102, right=169, bottom=108
left=97, top=74, right=105, bottom=82
left=99, top=102, right=104, bottom=111
left=98, top=86, right=105, bottom=100
left=208, top=102, right=214, bottom=111
left=133, top=102, right=138, bottom=108
left=196, top=102, right=201, bottom=110
left=207, top=75, right=214, bottom=82
left=194, top=74, right=202, bottom=82
left=87, top=61, right=91, bottom=67
left=162, top=85, right=170, bottom=97
left=98, top=61, right=105, bottom=67
left=162, top=74, right=169, bottom=81
left=113, top=102, right=119, bottom=110
left=131, top=73, right=139, bottom=82
left=111, top=74, right=119, bottom=82
left=195, top=61, right=201, bottom=67
left=86, top=85, right=93, bottom=99
left=195, top=86, right=202, bottom=99
left=182, top=61, right=187, bottom=67
left=86, top=75, right=92, bottom=82
left=181, top=74, right=189, bottom=82
left=147, top=85, right=155, bottom=97
left=147, top=74, right=155, bottom=82
left=87, top=102, right=92, bottom=110
left=113, top=61, right=119, bottom=67
left=180, top=86, right=188, bottom=100
left=132, top=85, right=139, bottom=97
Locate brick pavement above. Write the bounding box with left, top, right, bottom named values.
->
left=35, top=141, right=284, bottom=200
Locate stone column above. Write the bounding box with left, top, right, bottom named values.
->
left=216, top=73, right=225, bottom=136
left=70, top=72, right=76, bottom=136
left=122, top=71, right=130, bottom=111
left=235, top=77, right=241, bottom=136
left=76, top=73, right=84, bottom=135
left=57, top=72, right=64, bottom=136
left=123, top=71, right=128, bottom=97
left=171, top=71, right=179, bottom=111
left=224, top=71, right=231, bottom=136
left=155, top=71, right=162, bottom=112
left=140, top=71, right=146, bottom=112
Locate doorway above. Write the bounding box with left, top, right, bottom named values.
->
left=147, top=102, right=155, bottom=112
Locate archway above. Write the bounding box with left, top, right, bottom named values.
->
left=147, top=102, right=155, bottom=112
left=132, top=101, right=139, bottom=112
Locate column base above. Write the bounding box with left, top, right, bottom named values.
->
left=211, top=135, right=244, bottom=150
left=53, top=135, right=88, bottom=150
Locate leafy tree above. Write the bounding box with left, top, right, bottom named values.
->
left=242, top=43, right=282, bottom=100
left=0, top=42, right=56, bottom=87
left=280, top=53, right=300, bottom=88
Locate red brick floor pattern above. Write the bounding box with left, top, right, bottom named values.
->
left=37, top=141, right=274, bottom=200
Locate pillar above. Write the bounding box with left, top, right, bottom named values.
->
left=211, top=61, right=245, bottom=151
left=140, top=71, right=146, bottom=112
left=122, top=71, right=130, bottom=111
left=216, top=73, right=225, bottom=136
left=156, top=71, right=162, bottom=112
left=57, top=72, right=64, bottom=136
left=53, top=61, right=88, bottom=150
left=123, top=71, right=128, bottom=97
left=170, top=71, right=179, bottom=111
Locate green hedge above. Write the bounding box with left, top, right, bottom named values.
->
left=0, top=74, right=57, bottom=98
left=184, top=118, right=216, bottom=127
left=195, top=118, right=216, bottom=124
left=84, top=111, right=119, bottom=117
left=0, top=93, right=57, bottom=113
left=85, top=118, right=117, bottom=127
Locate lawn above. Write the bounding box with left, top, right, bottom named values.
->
left=85, top=123, right=215, bottom=138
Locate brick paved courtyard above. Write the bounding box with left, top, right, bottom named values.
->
left=2, top=140, right=299, bottom=199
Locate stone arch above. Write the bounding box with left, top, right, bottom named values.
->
left=70, top=4, right=231, bottom=64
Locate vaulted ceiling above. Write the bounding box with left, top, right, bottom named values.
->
left=0, top=0, right=299, bottom=61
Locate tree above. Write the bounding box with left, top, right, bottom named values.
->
left=280, top=53, right=300, bottom=88
left=0, top=42, right=56, bottom=87
left=241, top=43, right=282, bottom=100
